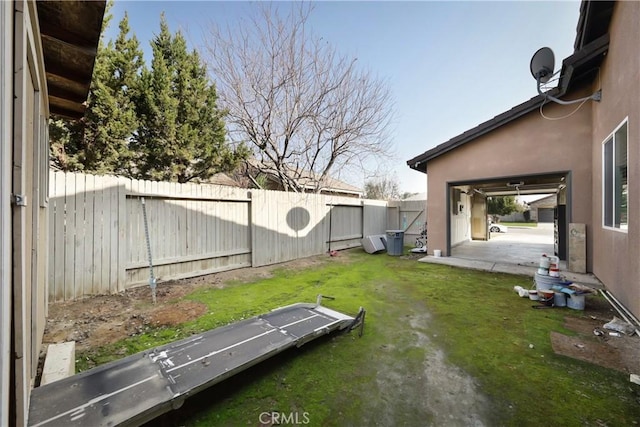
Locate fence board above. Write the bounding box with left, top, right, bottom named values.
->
left=391, top=199, right=427, bottom=245
left=84, top=174, right=95, bottom=295
left=73, top=175, right=87, bottom=298
left=112, top=176, right=124, bottom=293
left=51, top=172, right=66, bottom=300
left=62, top=174, right=76, bottom=301
left=91, top=175, right=104, bottom=294
left=48, top=171, right=387, bottom=301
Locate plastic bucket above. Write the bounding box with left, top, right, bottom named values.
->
left=539, top=256, right=551, bottom=269
left=535, top=273, right=564, bottom=291
left=528, top=290, right=539, bottom=301
left=513, top=286, right=529, bottom=298
left=539, top=290, right=554, bottom=306
left=537, top=267, right=549, bottom=276
left=433, top=249, right=442, bottom=257
left=566, top=294, right=586, bottom=310
left=553, top=292, right=567, bottom=307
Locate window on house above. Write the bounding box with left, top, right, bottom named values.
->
left=603, top=120, right=628, bottom=230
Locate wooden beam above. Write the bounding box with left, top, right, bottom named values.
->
left=41, top=33, right=97, bottom=58
left=45, top=71, right=89, bottom=95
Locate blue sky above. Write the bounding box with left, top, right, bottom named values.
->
left=106, top=1, right=581, bottom=195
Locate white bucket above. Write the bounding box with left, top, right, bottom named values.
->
left=433, top=249, right=442, bottom=257
left=537, top=267, right=549, bottom=276
left=567, top=294, right=585, bottom=310
left=553, top=292, right=567, bottom=307
left=534, top=273, right=564, bottom=290
left=528, top=290, right=539, bottom=301
left=514, top=286, right=529, bottom=298
left=539, top=255, right=551, bottom=269
left=548, top=256, right=560, bottom=277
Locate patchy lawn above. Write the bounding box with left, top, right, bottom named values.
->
left=500, top=222, right=538, bottom=227
left=43, top=249, right=640, bottom=426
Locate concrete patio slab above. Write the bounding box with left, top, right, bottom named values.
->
left=419, top=225, right=602, bottom=288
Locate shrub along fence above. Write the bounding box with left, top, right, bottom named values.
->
left=48, top=171, right=388, bottom=301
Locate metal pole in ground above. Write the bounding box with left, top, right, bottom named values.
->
left=141, top=197, right=157, bottom=304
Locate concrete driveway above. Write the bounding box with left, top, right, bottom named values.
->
left=420, top=223, right=601, bottom=287
left=452, top=223, right=554, bottom=265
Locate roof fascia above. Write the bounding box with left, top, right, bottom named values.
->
left=407, top=34, right=609, bottom=175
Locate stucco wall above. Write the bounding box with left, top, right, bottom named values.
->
left=590, top=1, right=640, bottom=318
left=426, top=96, right=593, bottom=264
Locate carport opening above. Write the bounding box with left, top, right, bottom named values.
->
left=447, top=172, right=569, bottom=268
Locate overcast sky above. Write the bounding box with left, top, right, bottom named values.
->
left=106, top=1, right=581, bottom=194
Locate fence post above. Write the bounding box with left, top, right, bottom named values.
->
left=117, top=177, right=127, bottom=293
left=248, top=190, right=254, bottom=267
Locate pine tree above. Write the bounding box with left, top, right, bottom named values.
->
left=49, top=7, right=144, bottom=175
left=134, top=15, right=246, bottom=183
left=81, top=12, right=143, bottom=174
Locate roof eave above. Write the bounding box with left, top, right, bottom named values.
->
left=37, top=1, right=106, bottom=120
left=406, top=92, right=550, bottom=174
left=407, top=32, right=610, bottom=175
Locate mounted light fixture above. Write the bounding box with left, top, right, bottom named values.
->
left=530, top=47, right=601, bottom=105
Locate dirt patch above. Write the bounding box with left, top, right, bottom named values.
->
left=147, top=301, right=208, bottom=327
left=409, top=313, right=491, bottom=426
left=43, top=254, right=340, bottom=352
left=549, top=297, right=640, bottom=374
left=360, top=307, right=492, bottom=426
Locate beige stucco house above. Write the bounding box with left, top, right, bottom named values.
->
left=408, top=1, right=640, bottom=318
left=1, top=2, right=104, bottom=425
left=527, top=194, right=557, bottom=223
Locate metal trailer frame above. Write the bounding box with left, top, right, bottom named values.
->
left=28, top=299, right=364, bottom=427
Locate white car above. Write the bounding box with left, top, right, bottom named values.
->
left=489, top=223, right=508, bottom=233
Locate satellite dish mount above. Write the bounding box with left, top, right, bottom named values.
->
left=530, top=47, right=601, bottom=105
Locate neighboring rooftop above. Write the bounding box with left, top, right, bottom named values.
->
left=240, top=158, right=363, bottom=196
left=402, top=192, right=427, bottom=201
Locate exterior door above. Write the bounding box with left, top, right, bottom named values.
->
left=471, top=193, right=488, bottom=240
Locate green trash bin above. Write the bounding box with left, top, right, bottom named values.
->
left=386, top=230, right=404, bottom=256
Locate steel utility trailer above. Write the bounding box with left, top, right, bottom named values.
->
left=29, top=299, right=364, bottom=427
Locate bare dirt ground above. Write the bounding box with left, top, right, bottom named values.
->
left=550, top=296, right=640, bottom=374
left=43, top=255, right=346, bottom=352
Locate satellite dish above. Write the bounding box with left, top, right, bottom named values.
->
left=530, top=47, right=555, bottom=83
left=530, top=46, right=601, bottom=106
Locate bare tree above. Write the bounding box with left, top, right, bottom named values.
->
left=202, top=3, right=395, bottom=192
left=364, top=176, right=401, bottom=200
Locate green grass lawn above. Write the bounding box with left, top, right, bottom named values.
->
left=78, top=250, right=639, bottom=426
left=500, top=222, right=538, bottom=227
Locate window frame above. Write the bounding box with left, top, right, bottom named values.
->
left=602, top=118, right=628, bottom=232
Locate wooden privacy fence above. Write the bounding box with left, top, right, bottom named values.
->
left=48, top=171, right=388, bottom=301
left=387, top=199, right=427, bottom=245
